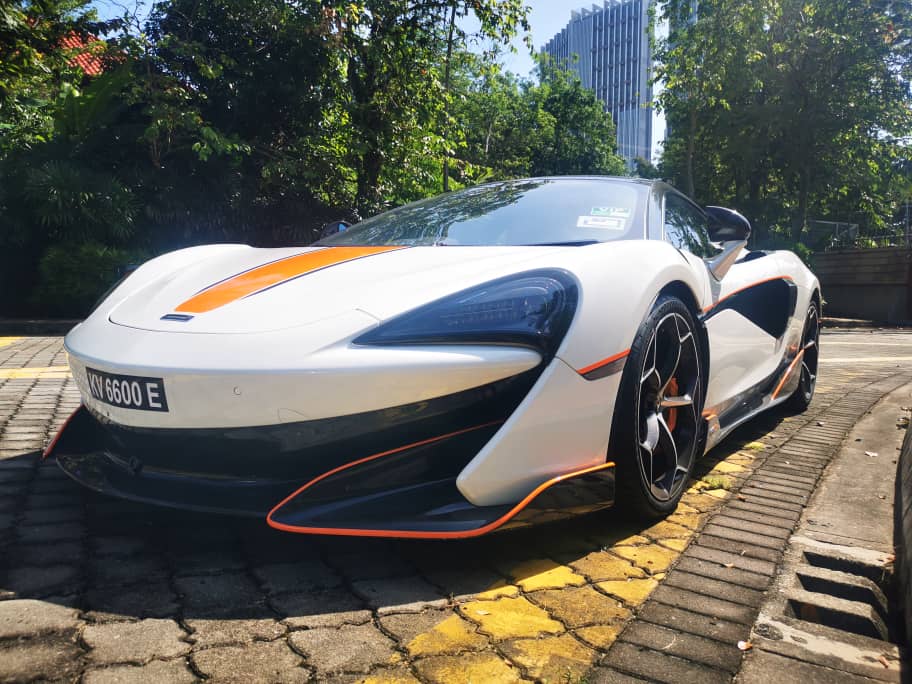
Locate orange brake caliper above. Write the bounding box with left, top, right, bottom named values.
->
left=665, top=378, right=679, bottom=431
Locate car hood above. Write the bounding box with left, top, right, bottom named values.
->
left=107, top=245, right=566, bottom=334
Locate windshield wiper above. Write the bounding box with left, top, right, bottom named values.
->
left=521, top=240, right=600, bottom=247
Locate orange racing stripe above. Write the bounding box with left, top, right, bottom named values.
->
left=176, top=246, right=404, bottom=314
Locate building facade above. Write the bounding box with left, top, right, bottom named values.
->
left=543, top=1, right=653, bottom=165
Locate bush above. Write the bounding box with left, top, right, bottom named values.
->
left=29, top=242, right=148, bottom=318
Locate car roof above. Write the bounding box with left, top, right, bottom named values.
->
left=502, top=175, right=661, bottom=188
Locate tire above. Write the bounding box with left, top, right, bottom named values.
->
left=785, top=300, right=820, bottom=412
left=610, top=295, right=706, bottom=518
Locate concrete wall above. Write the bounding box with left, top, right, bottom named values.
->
left=813, top=248, right=912, bottom=323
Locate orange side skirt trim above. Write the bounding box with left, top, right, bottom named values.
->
left=772, top=348, right=806, bottom=400
left=266, top=429, right=615, bottom=539
left=577, top=349, right=630, bottom=377
left=176, top=246, right=404, bottom=314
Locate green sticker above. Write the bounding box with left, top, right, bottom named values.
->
left=591, top=206, right=632, bottom=218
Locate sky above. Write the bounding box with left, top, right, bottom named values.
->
left=498, top=1, right=577, bottom=77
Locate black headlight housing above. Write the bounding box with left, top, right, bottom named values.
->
left=354, top=269, right=579, bottom=359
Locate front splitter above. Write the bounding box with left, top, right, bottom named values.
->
left=51, top=406, right=616, bottom=537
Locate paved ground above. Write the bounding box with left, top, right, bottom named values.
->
left=0, top=330, right=909, bottom=683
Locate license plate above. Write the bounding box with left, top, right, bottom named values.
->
left=85, top=368, right=169, bottom=412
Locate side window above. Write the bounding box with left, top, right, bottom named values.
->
left=663, top=194, right=719, bottom=258
left=647, top=188, right=663, bottom=240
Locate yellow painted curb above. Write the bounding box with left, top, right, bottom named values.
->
left=0, top=366, right=71, bottom=379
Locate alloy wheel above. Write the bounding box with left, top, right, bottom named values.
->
left=799, top=304, right=820, bottom=400
left=635, top=312, right=701, bottom=502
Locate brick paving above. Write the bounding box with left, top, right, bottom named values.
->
left=0, top=331, right=909, bottom=683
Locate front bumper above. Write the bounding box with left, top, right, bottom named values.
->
left=50, top=388, right=616, bottom=537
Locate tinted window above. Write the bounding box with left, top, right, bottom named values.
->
left=663, top=194, right=719, bottom=258
left=319, top=179, right=647, bottom=247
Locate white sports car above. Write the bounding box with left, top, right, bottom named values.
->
left=47, top=177, right=820, bottom=538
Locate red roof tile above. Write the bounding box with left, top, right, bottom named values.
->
left=60, top=32, right=105, bottom=76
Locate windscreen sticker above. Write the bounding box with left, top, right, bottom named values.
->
left=577, top=215, right=625, bottom=230
left=591, top=206, right=632, bottom=219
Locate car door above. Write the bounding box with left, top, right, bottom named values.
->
left=662, top=191, right=789, bottom=431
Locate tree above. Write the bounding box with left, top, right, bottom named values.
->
left=333, top=1, right=530, bottom=211
left=0, top=0, right=108, bottom=155
left=452, top=56, right=626, bottom=181
left=654, top=0, right=912, bottom=245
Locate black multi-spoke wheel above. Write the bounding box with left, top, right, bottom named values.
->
left=786, top=301, right=820, bottom=412
left=611, top=296, right=705, bottom=517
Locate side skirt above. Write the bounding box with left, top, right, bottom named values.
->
left=703, top=349, right=801, bottom=453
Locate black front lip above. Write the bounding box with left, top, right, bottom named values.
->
left=52, top=370, right=541, bottom=517
left=54, top=405, right=617, bottom=537
left=51, top=362, right=617, bottom=535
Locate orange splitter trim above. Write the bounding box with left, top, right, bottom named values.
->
left=266, top=422, right=616, bottom=539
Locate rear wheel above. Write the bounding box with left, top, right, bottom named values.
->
left=611, top=296, right=705, bottom=518
left=785, top=301, right=820, bottom=412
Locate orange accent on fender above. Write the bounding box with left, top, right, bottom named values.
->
left=577, top=349, right=630, bottom=377
left=42, top=405, right=83, bottom=459
left=703, top=275, right=795, bottom=314
left=772, top=348, right=806, bottom=400
left=176, top=246, right=404, bottom=314
left=266, top=433, right=615, bottom=539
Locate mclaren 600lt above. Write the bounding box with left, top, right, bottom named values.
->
left=48, top=177, right=820, bottom=538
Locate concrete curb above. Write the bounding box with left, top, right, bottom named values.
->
left=822, top=317, right=912, bottom=329
left=591, top=370, right=912, bottom=682
left=896, top=404, right=912, bottom=643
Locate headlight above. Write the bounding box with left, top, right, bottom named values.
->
left=354, top=269, right=579, bottom=357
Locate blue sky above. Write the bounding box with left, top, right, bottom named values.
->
left=498, top=2, right=577, bottom=77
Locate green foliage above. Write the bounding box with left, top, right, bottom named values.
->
left=0, top=0, right=110, bottom=154
left=0, top=0, right=655, bottom=317
left=30, top=242, right=147, bottom=317
left=654, top=0, right=912, bottom=247
left=451, top=56, right=626, bottom=182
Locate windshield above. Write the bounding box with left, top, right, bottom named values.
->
left=318, top=179, right=647, bottom=247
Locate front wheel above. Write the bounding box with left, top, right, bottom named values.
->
left=610, top=296, right=705, bottom=518
left=785, top=301, right=820, bottom=412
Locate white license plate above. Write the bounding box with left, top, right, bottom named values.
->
left=85, top=367, right=169, bottom=412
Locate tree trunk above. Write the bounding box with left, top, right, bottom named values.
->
left=792, top=167, right=809, bottom=242
left=442, top=2, right=458, bottom=193
left=684, top=106, right=696, bottom=198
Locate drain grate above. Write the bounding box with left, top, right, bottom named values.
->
left=783, top=548, right=896, bottom=642
left=802, top=549, right=891, bottom=585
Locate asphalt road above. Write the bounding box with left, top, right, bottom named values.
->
left=0, top=330, right=909, bottom=683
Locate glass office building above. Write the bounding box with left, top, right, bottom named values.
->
left=543, top=1, right=654, bottom=165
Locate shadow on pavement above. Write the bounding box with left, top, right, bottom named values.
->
left=0, top=406, right=790, bottom=627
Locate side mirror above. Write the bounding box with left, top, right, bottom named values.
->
left=705, top=206, right=751, bottom=242
left=704, top=206, right=751, bottom=280
left=320, top=220, right=351, bottom=240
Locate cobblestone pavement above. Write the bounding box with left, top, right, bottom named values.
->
left=0, top=331, right=909, bottom=683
